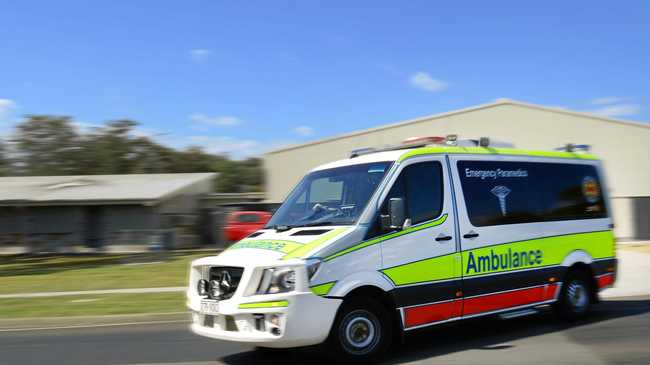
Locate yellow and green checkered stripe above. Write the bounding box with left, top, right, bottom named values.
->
left=228, top=228, right=349, bottom=259
left=381, top=230, right=615, bottom=286
left=238, top=300, right=289, bottom=309
left=398, top=146, right=598, bottom=162
left=310, top=281, right=337, bottom=296
left=324, top=214, right=448, bottom=262
left=283, top=228, right=349, bottom=260
left=228, top=239, right=304, bottom=254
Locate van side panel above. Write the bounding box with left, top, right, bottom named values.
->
left=449, top=155, right=615, bottom=319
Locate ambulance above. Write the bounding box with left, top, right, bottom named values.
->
left=187, top=136, right=617, bottom=361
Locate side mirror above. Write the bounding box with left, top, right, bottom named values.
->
left=381, top=197, right=406, bottom=231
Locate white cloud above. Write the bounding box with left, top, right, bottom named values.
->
left=293, top=125, right=314, bottom=137
left=587, top=104, right=641, bottom=118
left=189, top=49, right=211, bottom=63
left=72, top=121, right=102, bottom=133
left=0, top=99, right=18, bottom=135
left=409, top=72, right=447, bottom=92
left=0, top=99, right=16, bottom=121
left=190, top=113, right=241, bottom=129
left=171, top=136, right=300, bottom=159
left=131, top=126, right=167, bottom=139
left=590, top=96, right=624, bottom=105
left=0, top=99, right=15, bottom=112
left=184, top=136, right=260, bottom=159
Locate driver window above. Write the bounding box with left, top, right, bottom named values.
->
left=369, top=161, right=443, bottom=237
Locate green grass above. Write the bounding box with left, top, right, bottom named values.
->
left=0, top=251, right=213, bottom=295
left=0, top=292, right=186, bottom=318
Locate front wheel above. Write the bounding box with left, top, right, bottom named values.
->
left=554, top=270, right=593, bottom=320
left=326, top=297, right=393, bottom=362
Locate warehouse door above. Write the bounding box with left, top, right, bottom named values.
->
left=84, top=206, right=103, bottom=248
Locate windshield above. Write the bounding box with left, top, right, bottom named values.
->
left=266, top=162, right=392, bottom=229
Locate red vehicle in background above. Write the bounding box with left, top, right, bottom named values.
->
left=224, top=211, right=272, bottom=242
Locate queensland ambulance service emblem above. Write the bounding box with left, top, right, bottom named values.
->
left=582, top=176, right=600, bottom=204
left=491, top=185, right=511, bottom=216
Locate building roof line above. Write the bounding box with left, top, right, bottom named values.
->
left=265, top=98, right=650, bottom=155
left=0, top=173, right=218, bottom=204
left=156, top=173, right=217, bottom=203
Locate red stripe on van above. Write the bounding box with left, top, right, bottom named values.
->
left=545, top=283, right=559, bottom=299
left=463, top=284, right=558, bottom=316
left=404, top=300, right=460, bottom=328
left=597, top=273, right=614, bottom=288
left=403, top=284, right=559, bottom=328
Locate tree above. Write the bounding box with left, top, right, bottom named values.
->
left=8, top=115, right=266, bottom=193
left=12, top=115, right=82, bottom=175
left=0, top=141, right=10, bottom=176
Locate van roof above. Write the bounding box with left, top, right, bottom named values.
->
left=312, top=146, right=598, bottom=171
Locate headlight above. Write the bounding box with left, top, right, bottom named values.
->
left=256, top=268, right=296, bottom=294
left=197, top=279, right=209, bottom=296
left=209, top=279, right=221, bottom=298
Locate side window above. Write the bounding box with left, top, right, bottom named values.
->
left=404, top=162, right=444, bottom=224
left=377, top=161, right=444, bottom=230
left=457, top=161, right=607, bottom=226
left=237, top=214, right=261, bottom=223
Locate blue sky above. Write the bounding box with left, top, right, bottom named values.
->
left=1, top=1, right=649, bottom=158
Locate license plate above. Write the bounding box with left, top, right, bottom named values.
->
left=200, top=300, right=219, bottom=314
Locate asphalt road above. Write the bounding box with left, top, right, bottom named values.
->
left=2, top=296, right=650, bottom=365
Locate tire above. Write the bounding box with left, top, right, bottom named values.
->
left=325, top=297, right=393, bottom=363
left=554, top=269, right=593, bottom=321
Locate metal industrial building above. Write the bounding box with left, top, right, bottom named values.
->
left=0, top=173, right=216, bottom=253
left=265, top=99, right=650, bottom=240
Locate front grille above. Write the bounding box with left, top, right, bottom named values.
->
left=203, top=314, right=215, bottom=327
left=207, top=266, right=244, bottom=300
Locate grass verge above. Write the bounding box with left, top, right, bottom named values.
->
left=0, top=251, right=212, bottom=294
left=0, top=292, right=186, bottom=318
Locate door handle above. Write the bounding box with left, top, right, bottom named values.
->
left=463, top=232, right=479, bottom=239
left=435, top=234, right=453, bottom=242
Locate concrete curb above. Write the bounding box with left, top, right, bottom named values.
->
left=600, top=249, right=650, bottom=298
left=617, top=240, right=650, bottom=246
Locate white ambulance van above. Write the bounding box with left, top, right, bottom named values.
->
left=187, top=136, right=617, bottom=361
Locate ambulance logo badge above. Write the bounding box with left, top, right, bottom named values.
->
left=582, top=176, right=600, bottom=204
left=491, top=185, right=511, bottom=216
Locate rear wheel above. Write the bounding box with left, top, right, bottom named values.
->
left=554, top=270, right=593, bottom=320
left=326, top=297, right=392, bottom=362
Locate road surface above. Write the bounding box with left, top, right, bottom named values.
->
left=2, top=296, right=649, bottom=365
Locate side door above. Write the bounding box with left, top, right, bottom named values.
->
left=450, top=156, right=562, bottom=318
left=378, top=156, right=462, bottom=330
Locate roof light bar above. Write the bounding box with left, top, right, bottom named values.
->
left=348, top=134, right=515, bottom=158
left=350, top=147, right=376, bottom=158
left=555, top=143, right=591, bottom=152
left=401, top=136, right=447, bottom=146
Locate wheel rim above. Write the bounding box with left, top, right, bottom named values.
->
left=567, top=280, right=589, bottom=313
left=339, top=310, right=380, bottom=355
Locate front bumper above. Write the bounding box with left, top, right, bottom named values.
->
left=187, top=291, right=342, bottom=348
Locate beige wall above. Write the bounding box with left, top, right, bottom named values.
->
left=611, top=197, right=650, bottom=240
left=264, top=101, right=650, bottom=239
